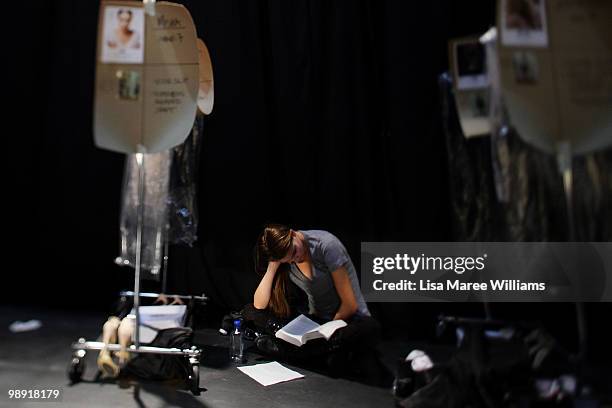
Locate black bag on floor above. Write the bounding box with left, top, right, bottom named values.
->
left=123, top=327, right=193, bottom=381
left=396, top=326, right=533, bottom=408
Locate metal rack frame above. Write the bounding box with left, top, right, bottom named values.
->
left=68, top=152, right=205, bottom=395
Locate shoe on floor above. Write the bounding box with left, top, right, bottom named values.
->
left=115, top=350, right=131, bottom=367
left=97, top=349, right=119, bottom=378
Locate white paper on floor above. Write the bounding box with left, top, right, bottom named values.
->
left=9, top=320, right=42, bottom=333
left=237, top=361, right=304, bottom=386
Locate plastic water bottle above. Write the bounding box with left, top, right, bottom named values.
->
left=230, top=319, right=244, bottom=362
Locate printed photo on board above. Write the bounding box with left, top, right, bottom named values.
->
left=101, top=6, right=145, bottom=64
left=501, top=0, right=549, bottom=47
left=117, top=70, right=141, bottom=100
left=512, top=51, right=539, bottom=84
left=453, top=40, right=489, bottom=90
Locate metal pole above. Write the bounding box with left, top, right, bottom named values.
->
left=162, top=223, right=169, bottom=294
left=134, top=152, right=146, bottom=348
left=483, top=302, right=492, bottom=321
left=557, top=142, right=587, bottom=362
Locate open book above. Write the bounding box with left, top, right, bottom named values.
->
left=275, top=314, right=347, bottom=347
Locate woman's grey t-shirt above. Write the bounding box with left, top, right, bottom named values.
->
left=288, top=230, right=370, bottom=320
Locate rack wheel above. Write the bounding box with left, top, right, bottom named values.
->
left=68, top=356, right=85, bottom=383
left=189, top=364, right=200, bottom=395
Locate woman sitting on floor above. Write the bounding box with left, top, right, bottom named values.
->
left=243, top=224, right=389, bottom=386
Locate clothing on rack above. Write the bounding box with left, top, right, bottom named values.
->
left=439, top=72, right=612, bottom=242
left=116, top=150, right=171, bottom=278
left=167, top=111, right=204, bottom=247
left=116, top=113, right=205, bottom=277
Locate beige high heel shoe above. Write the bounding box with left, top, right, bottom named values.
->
left=97, top=316, right=121, bottom=378
left=97, top=348, right=120, bottom=378
left=115, top=350, right=131, bottom=366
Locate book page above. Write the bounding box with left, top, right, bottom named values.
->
left=275, top=331, right=303, bottom=347
left=302, top=330, right=324, bottom=343
left=317, top=320, right=347, bottom=340
left=275, top=315, right=321, bottom=346
left=278, top=315, right=320, bottom=337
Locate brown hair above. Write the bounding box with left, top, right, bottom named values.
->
left=254, top=224, right=293, bottom=318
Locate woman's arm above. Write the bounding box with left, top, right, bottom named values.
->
left=253, top=261, right=281, bottom=310
left=331, top=266, right=358, bottom=320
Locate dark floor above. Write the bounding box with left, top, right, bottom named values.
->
left=0, top=306, right=411, bottom=408
left=3, top=306, right=611, bottom=408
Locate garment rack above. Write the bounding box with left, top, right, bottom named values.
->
left=119, top=291, right=208, bottom=302
left=68, top=152, right=204, bottom=395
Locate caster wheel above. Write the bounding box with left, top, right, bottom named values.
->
left=189, top=364, right=200, bottom=395
left=68, top=357, right=85, bottom=383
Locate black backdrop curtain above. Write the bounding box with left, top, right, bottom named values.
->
left=12, top=0, right=488, bottom=306
left=11, top=1, right=610, bottom=352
